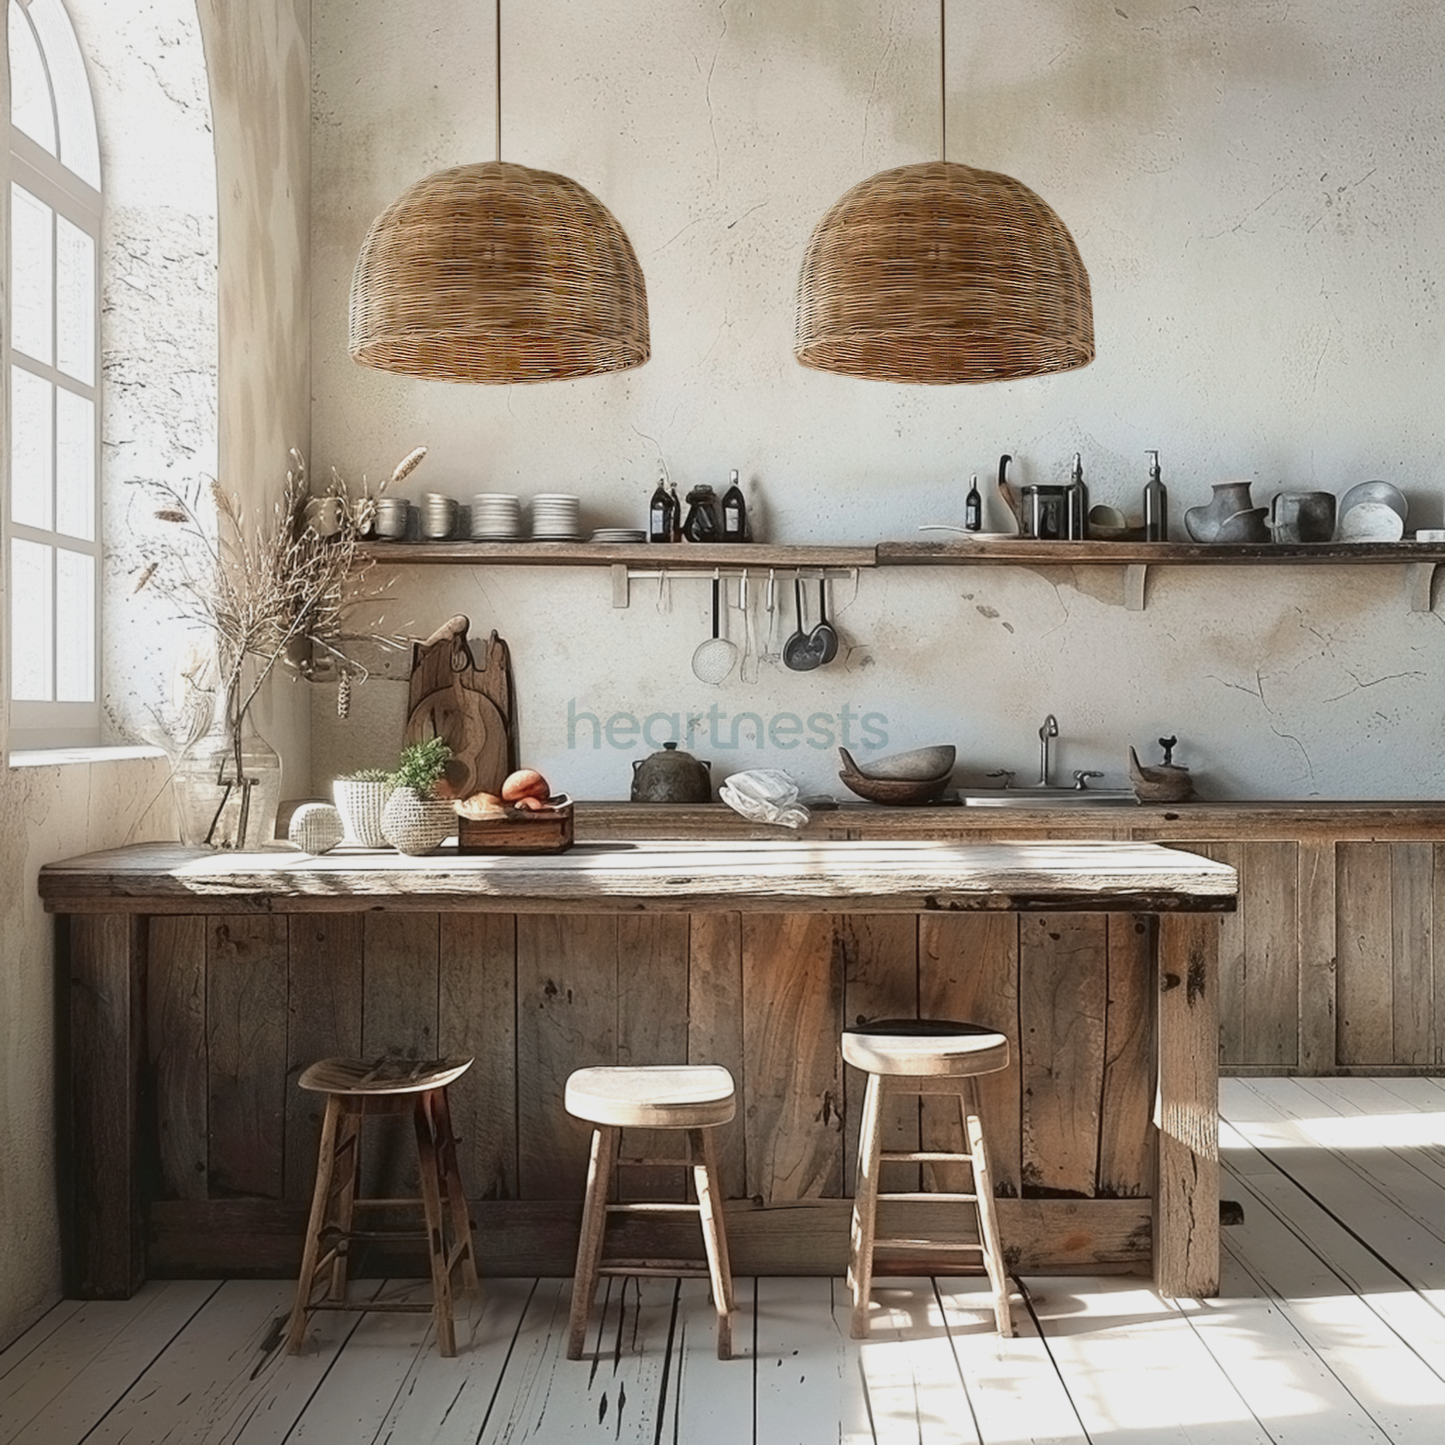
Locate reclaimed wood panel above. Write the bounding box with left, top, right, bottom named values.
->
left=1392, top=842, right=1435, bottom=1066
left=65, top=914, right=146, bottom=1297
left=439, top=913, right=517, bottom=1200
left=1436, top=846, right=1445, bottom=1068
left=687, top=912, right=746, bottom=1199
left=147, top=917, right=207, bottom=1202
left=1019, top=914, right=1107, bottom=1197
left=918, top=912, right=1022, bottom=1198
left=1192, top=843, right=1245, bottom=1065
left=1097, top=914, right=1155, bottom=1199
left=838, top=915, right=921, bottom=1194
left=741, top=913, right=843, bottom=1201
left=1296, top=841, right=1337, bottom=1074
left=205, top=917, right=287, bottom=1200
left=515, top=914, right=619, bottom=1198
left=1336, top=843, right=1395, bottom=1066
left=283, top=914, right=364, bottom=1204
left=1242, top=842, right=1301, bottom=1068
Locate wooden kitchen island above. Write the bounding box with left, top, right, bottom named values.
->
left=40, top=838, right=1235, bottom=1303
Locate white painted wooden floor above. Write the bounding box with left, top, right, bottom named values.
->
left=5, top=1077, right=1445, bottom=1444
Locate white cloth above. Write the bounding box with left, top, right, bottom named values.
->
left=719, top=769, right=810, bottom=829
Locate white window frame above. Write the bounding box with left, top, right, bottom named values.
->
left=6, top=0, right=103, bottom=750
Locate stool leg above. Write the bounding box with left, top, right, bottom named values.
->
left=328, top=1110, right=361, bottom=1301
left=432, top=1085, right=480, bottom=1297
left=286, top=1093, right=344, bottom=1354
left=691, top=1127, right=735, bottom=1360
left=414, top=1090, right=458, bottom=1357
left=962, top=1083, right=1014, bottom=1338
left=849, top=1072, right=886, bottom=1339
left=567, top=1124, right=620, bottom=1360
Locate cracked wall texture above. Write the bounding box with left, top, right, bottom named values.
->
left=309, top=0, right=1445, bottom=801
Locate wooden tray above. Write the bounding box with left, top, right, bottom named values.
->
left=456, top=795, right=574, bottom=855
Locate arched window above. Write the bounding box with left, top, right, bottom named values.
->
left=7, top=0, right=102, bottom=748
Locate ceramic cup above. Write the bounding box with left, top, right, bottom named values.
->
left=1269, top=490, right=1336, bottom=544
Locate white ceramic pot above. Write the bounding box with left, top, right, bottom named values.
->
left=380, top=786, right=455, bottom=855
left=333, top=778, right=391, bottom=848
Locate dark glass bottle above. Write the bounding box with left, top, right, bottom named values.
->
left=649, top=476, right=676, bottom=543
left=668, top=482, right=682, bottom=541
left=964, top=475, right=982, bottom=532
left=721, top=469, right=748, bottom=542
left=682, top=484, right=721, bottom=542
left=1144, top=449, right=1168, bottom=542
left=1065, top=452, right=1089, bottom=540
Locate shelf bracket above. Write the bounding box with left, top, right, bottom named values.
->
left=611, top=564, right=630, bottom=609
left=1124, top=563, right=1149, bottom=612
left=1407, top=562, right=1440, bottom=613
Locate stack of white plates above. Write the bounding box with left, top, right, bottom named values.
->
left=591, top=528, right=647, bottom=543
left=469, top=493, right=521, bottom=539
left=420, top=492, right=458, bottom=540
left=531, top=493, right=582, bottom=541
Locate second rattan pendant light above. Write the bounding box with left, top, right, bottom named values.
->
left=794, top=2, right=1093, bottom=384
left=348, top=1, right=648, bottom=384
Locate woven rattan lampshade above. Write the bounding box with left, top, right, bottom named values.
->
left=794, top=160, right=1093, bottom=384
left=349, top=161, right=650, bottom=384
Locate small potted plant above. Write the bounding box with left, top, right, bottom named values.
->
left=332, top=766, right=392, bottom=848
left=380, top=738, right=455, bottom=855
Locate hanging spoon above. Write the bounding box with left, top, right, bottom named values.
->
left=783, top=575, right=825, bottom=671
left=811, top=577, right=839, bottom=664
left=739, top=569, right=760, bottom=683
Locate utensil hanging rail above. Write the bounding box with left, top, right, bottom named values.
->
left=611, top=565, right=857, bottom=608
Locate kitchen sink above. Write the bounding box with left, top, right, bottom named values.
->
left=955, top=788, right=1138, bottom=808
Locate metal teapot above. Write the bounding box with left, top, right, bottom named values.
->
left=630, top=742, right=712, bottom=803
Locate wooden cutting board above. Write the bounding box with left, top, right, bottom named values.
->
left=403, top=615, right=516, bottom=799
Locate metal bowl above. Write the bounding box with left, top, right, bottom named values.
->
left=1340, top=480, right=1407, bottom=523
left=839, top=744, right=955, bottom=781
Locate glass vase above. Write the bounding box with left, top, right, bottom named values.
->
left=171, top=689, right=282, bottom=850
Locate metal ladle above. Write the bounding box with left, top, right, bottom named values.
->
left=811, top=578, right=838, bottom=664
left=691, top=571, right=737, bottom=684
left=783, top=576, right=826, bottom=671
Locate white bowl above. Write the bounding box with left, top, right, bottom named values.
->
left=1338, top=501, right=1405, bottom=542
left=1340, top=480, right=1407, bottom=523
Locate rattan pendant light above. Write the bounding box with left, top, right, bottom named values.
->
left=794, top=2, right=1093, bottom=384
left=348, top=1, right=648, bottom=384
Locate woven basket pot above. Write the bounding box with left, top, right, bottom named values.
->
left=380, top=787, right=456, bottom=856
left=349, top=161, right=650, bottom=384
left=332, top=778, right=391, bottom=848
left=794, top=161, right=1093, bottom=384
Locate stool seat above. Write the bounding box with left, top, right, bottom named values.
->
left=298, top=1055, right=474, bottom=1096
left=566, top=1064, right=737, bottom=1360
left=842, top=1020, right=1009, bottom=1078
left=565, top=1064, right=736, bottom=1129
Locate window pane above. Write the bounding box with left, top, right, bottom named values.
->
left=55, top=548, right=95, bottom=702
left=10, top=367, right=54, bottom=530
left=56, top=216, right=95, bottom=384
left=10, top=538, right=54, bottom=702
left=29, top=0, right=100, bottom=188
left=55, top=387, right=94, bottom=540
left=7, top=4, right=57, bottom=154
left=10, top=184, right=54, bottom=364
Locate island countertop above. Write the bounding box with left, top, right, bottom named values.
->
left=39, top=837, right=1238, bottom=915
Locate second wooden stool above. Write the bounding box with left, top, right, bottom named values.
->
left=565, top=1064, right=737, bottom=1360
left=843, top=1019, right=1014, bottom=1339
left=285, top=1056, right=479, bottom=1357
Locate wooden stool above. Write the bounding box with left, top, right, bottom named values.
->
left=284, top=1056, right=479, bottom=1357
left=565, top=1064, right=737, bottom=1360
left=843, top=1020, right=1014, bottom=1339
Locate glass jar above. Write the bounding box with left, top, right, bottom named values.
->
left=170, top=686, right=282, bottom=849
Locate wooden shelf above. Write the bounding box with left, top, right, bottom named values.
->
left=358, top=540, right=877, bottom=569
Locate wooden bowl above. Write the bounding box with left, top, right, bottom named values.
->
left=838, top=768, right=951, bottom=805
left=840, top=744, right=955, bottom=780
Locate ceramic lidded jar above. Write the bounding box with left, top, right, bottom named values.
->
left=630, top=742, right=712, bottom=803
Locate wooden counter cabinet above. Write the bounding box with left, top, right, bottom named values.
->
left=40, top=839, right=1235, bottom=1302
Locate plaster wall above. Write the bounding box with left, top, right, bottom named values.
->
left=309, top=0, right=1445, bottom=801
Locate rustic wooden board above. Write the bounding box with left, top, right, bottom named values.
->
left=146, top=917, right=207, bottom=1202
left=1098, top=914, right=1155, bottom=1199
left=741, top=913, right=844, bottom=1201
left=65, top=914, right=146, bottom=1298
left=1335, top=842, right=1395, bottom=1065
left=1020, top=914, right=1107, bottom=1197
left=837, top=914, right=921, bottom=1193
left=439, top=912, right=518, bottom=1200
left=1242, top=841, right=1301, bottom=1067
left=918, top=912, right=1022, bottom=1198
left=1297, top=840, right=1338, bottom=1074
left=1392, top=841, right=1435, bottom=1066
left=205, top=916, right=287, bottom=1200
left=687, top=912, right=746, bottom=1199
left=282, top=914, right=364, bottom=1205
left=515, top=913, right=619, bottom=1198
left=1191, top=842, right=1245, bottom=1065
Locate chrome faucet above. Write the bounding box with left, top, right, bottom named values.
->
left=1034, top=714, right=1059, bottom=788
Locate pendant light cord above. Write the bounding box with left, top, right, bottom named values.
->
left=939, top=0, right=947, bottom=163
left=495, top=0, right=503, bottom=163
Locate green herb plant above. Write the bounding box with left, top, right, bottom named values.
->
left=388, top=738, right=453, bottom=799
